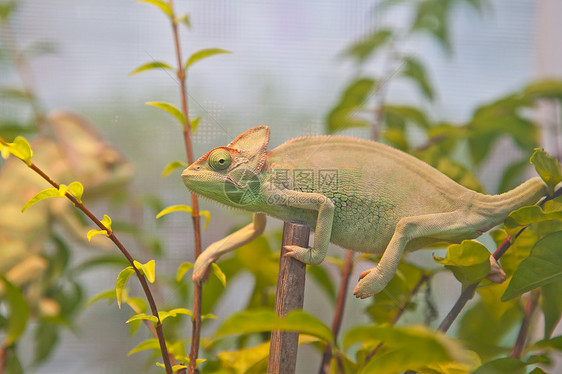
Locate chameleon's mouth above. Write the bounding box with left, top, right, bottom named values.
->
left=181, top=169, right=242, bottom=189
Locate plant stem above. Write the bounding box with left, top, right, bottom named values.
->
left=438, top=188, right=562, bottom=333
left=25, top=161, right=173, bottom=374
left=511, top=290, right=540, bottom=359
left=166, top=2, right=204, bottom=372
left=318, top=250, right=354, bottom=374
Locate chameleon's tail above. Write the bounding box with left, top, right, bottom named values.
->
left=474, top=177, right=548, bottom=223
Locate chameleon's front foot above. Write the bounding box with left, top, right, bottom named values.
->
left=353, top=268, right=386, bottom=299
left=283, top=245, right=324, bottom=265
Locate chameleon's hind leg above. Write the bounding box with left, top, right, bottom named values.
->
left=353, top=211, right=477, bottom=299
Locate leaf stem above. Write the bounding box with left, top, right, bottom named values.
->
left=318, top=250, right=354, bottom=374
left=166, top=1, right=203, bottom=372
left=511, top=290, right=540, bottom=359
left=25, top=161, right=173, bottom=374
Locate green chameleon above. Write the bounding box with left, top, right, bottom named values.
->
left=181, top=126, right=547, bottom=298
left=0, top=110, right=133, bottom=313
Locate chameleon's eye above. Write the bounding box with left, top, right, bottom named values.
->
left=208, top=149, right=232, bottom=171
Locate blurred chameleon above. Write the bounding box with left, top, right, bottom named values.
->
left=0, top=110, right=134, bottom=316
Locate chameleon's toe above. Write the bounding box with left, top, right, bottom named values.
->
left=283, top=245, right=322, bottom=265
left=359, top=269, right=371, bottom=280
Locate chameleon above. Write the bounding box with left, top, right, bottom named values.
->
left=181, top=126, right=547, bottom=298
left=0, top=110, right=133, bottom=313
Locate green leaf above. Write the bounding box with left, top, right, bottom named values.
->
left=67, top=181, right=84, bottom=203
left=530, top=148, right=562, bottom=194
left=85, top=289, right=116, bottom=308
left=344, top=324, right=479, bottom=373
left=384, top=105, right=431, bottom=129
left=133, top=259, right=156, bottom=283
left=156, top=205, right=211, bottom=230
left=190, top=116, right=200, bottom=132
left=214, top=309, right=333, bottom=343
left=74, top=255, right=130, bottom=273
left=126, top=313, right=158, bottom=324
left=401, top=56, right=434, bottom=101
left=176, top=262, right=194, bottom=282
left=116, top=266, right=135, bottom=309
left=177, top=13, right=190, bottom=29
left=21, top=188, right=60, bottom=212
left=499, top=160, right=530, bottom=193
left=411, top=0, right=451, bottom=52
left=345, top=29, right=393, bottom=63
left=541, top=280, right=562, bottom=339
left=0, top=276, right=29, bottom=346
left=128, top=338, right=159, bottom=356
left=505, top=205, right=562, bottom=236
left=211, top=263, right=226, bottom=287
left=185, top=48, right=231, bottom=70
left=33, top=322, right=58, bottom=365
left=532, top=336, right=562, bottom=351
left=524, top=79, right=562, bottom=100
left=326, top=77, right=376, bottom=133
left=529, top=368, right=548, bottom=374
left=502, top=231, right=562, bottom=301
left=433, top=240, right=491, bottom=286
left=146, top=101, right=186, bottom=127
left=130, top=61, right=174, bottom=76
left=472, top=357, right=527, bottom=374
left=161, top=160, right=188, bottom=178
left=136, top=0, right=173, bottom=18
left=0, top=88, right=33, bottom=101
left=0, top=1, right=17, bottom=21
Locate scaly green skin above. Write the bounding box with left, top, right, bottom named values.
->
left=182, top=126, right=547, bottom=298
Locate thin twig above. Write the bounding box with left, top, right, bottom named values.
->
left=438, top=188, right=562, bottom=333
left=165, top=2, right=204, bottom=372
left=318, top=250, right=354, bottom=374
left=511, top=290, right=540, bottom=359
left=23, top=161, right=173, bottom=374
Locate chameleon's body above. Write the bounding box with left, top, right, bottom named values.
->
left=0, top=111, right=133, bottom=310
left=182, top=126, right=547, bottom=298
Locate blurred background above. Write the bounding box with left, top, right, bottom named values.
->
left=1, top=0, right=561, bottom=373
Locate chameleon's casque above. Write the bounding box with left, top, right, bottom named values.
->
left=182, top=126, right=547, bottom=298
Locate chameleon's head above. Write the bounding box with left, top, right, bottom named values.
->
left=182, top=126, right=270, bottom=207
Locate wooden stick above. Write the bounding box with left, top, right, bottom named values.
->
left=267, top=221, right=310, bottom=374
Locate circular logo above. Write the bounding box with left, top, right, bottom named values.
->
left=223, top=167, right=261, bottom=206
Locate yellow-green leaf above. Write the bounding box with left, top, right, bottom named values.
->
left=0, top=276, right=29, bottom=346
left=116, top=266, right=135, bottom=309
left=133, top=259, right=156, bottom=283
left=21, top=188, right=59, bottom=212
left=502, top=231, right=562, bottom=301
left=214, top=309, right=333, bottom=343
left=156, top=363, right=192, bottom=373
left=128, top=338, right=159, bottom=356
left=87, top=229, right=109, bottom=241
left=1, top=136, right=33, bottom=164
left=126, top=312, right=159, bottom=324
left=156, top=205, right=210, bottom=229
left=190, top=116, right=200, bottom=132
left=211, top=263, right=226, bottom=287
left=161, top=160, right=188, bottom=178
left=185, top=48, right=231, bottom=70
left=158, top=308, right=193, bottom=323
left=67, top=181, right=84, bottom=203
left=136, top=0, right=173, bottom=17
left=176, top=262, right=194, bottom=282
left=146, top=101, right=185, bottom=127
left=85, top=289, right=117, bottom=308
left=202, top=313, right=218, bottom=321
left=505, top=205, right=562, bottom=235
left=129, top=61, right=173, bottom=76
left=530, top=148, right=562, bottom=194
left=433, top=240, right=491, bottom=286
left=100, top=214, right=112, bottom=229
left=176, top=13, right=190, bottom=28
